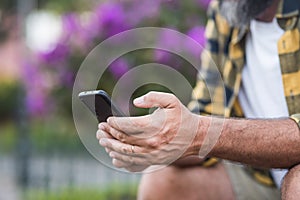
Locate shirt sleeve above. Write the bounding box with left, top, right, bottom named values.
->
left=290, top=114, right=300, bottom=129
left=187, top=0, right=226, bottom=116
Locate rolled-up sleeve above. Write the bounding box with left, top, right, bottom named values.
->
left=290, top=114, right=300, bottom=129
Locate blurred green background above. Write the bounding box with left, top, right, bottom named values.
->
left=0, top=0, right=209, bottom=199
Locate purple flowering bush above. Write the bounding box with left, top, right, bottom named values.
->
left=24, top=0, right=210, bottom=117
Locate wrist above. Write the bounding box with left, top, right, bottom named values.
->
left=171, top=156, right=206, bottom=167
left=184, top=114, right=210, bottom=157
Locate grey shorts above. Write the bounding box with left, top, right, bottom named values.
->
left=223, top=161, right=281, bottom=200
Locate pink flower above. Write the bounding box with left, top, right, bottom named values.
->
left=186, top=26, right=206, bottom=57
left=109, top=58, right=130, bottom=79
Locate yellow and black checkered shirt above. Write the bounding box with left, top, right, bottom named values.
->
left=189, top=0, right=300, bottom=127
left=188, top=0, right=300, bottom=187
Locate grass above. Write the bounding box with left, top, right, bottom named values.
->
left=25, top=183, right=138, bottom=200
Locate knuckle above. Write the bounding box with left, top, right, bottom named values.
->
left=122, top=146, right=129, bottom=154
left=147, top=91, right=156, bottom=97
left=168, top=93, right=176, bottom=99
left=146, top=91, right=156, bottom=102
left=169, top=93, right=179, bottom=104
left=160, top=133, right=169, bottom=144
left=116, top=132, right=125, bottom=142
left=148, top=138, right=160, bottom=148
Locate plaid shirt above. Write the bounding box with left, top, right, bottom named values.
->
left=188, top=0, right=300, bottom=128
left=188, top=0, right=300, bottom=186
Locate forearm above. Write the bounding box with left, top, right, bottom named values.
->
left=191, top=116, right=300, bottom=168
left=171, top=156, right=205, bottom=167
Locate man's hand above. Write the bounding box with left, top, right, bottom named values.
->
left=96, top=91, right=203, bottom=172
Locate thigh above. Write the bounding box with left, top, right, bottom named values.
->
left=223, top=161, right=281, bottom=200
left=281, top=164, right=300, bottom=200
left=138, top=162, right=235, bottom=200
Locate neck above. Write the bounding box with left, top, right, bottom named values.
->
left=255, top=0, right=280, bottom=22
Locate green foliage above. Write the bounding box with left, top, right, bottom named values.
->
left=158, top=1, right=207, bottom=31
left=0, top=122, right=17, bottom=153
left=0, top=0, right=17, bottom=11
left=0, top=117, right=86, bottom=155
left=29, top=117, right=85, bottom=154
left=24, top=0, right=208, bottom=118
left=0, top=81, right=22, bottom=121
left=25, top=184, right=138, bottom=200
left=37, top=0, right=94, bottom=13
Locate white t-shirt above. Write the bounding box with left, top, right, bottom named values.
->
left=238, top=18, right=289, bottom=188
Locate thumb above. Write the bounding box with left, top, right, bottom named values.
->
left=133, top=91, right=178, bottom=109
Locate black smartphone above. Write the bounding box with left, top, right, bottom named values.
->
left=78, top=90, right=125, bottom=122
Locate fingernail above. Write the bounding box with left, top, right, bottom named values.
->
left=109, top=152, right=115, bottom=158
left=134, top=96, right=144, bottom=105
left=105, top=148, right=109, bottom=153
left=96, top=130, right=101, bottom=139
left=100, top=139, right=107, bottom=146
left=98, top=123, right=105, bottom=130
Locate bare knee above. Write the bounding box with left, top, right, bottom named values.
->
left=281, top=164, right=300, bottom=200
left=137, top=163, right=235, bottom=200
left=137, top=166, right=193, bottom=200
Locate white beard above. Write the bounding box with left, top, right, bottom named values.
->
left=219, top=0, right=274, bottom=27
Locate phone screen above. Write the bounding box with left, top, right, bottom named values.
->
left=79, top=90, right=124, bottom=122
left=94, top=94, right=114, bottom=122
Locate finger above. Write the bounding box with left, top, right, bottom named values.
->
left=112, top=158, right=148, bottom=172
left=98, top=139, right=112, bottom=153
left=109, top=151, right=150, bottom=166
left=133, top=91, right=179, bottom=109
left=98, top=123, right=106, bottom=130
left=101, top=123, right=130, bottom=142
left=99, top=138, right=144, bottom=155
left=124, top=165, right=149, bottom=173
left=96, top=129, right=113, bottom=140
left=107, top=116, right=149, bottom=135
left=99, top=123, right=116, bottom=139
left=105, top=148, right=111, bottom=154
left=112, top=158, right=131, bottom=168
left=102, top=123, right=150, bottom=146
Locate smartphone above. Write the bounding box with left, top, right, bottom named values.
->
left=78, top=90, right=125, bottom=122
